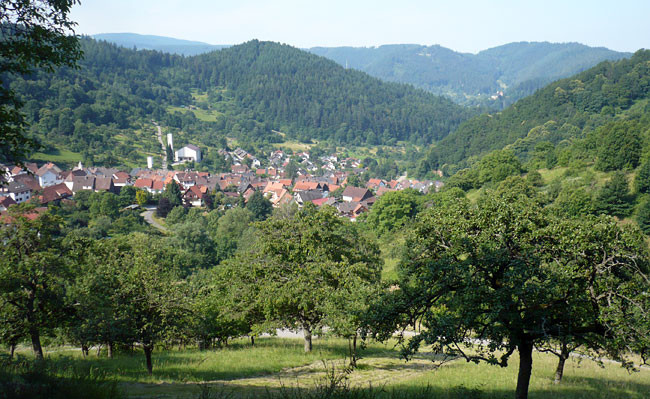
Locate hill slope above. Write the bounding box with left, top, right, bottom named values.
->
left=424, top=50, right=650, bottom=172
left=9, top=38, right=471, bottom=168
left=309, top=42, right=629, bottom=106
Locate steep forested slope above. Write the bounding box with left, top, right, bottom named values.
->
left=8, top=38, right=471, bottom=167
left=424, top=50, right=650, bottom=172
left=185, top=40, right=470, bottom=145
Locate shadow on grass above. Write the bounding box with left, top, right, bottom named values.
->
left=129, top=376, right=650, bottom=399
left=42, top=338, right=394, bottom=383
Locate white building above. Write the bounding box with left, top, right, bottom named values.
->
left=1, top=181, right=31, bottom=203
left=36, top=162, right=62, bottom=188
left=175, top=144, right=202, bottom=163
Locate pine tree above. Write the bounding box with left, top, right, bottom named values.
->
left=636, top=198, right=650, bottom=234
left=635, top=158, right=650, bottom=194
left=594, top=172, right=634, bottom=218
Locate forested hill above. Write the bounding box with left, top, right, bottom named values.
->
left=184, top=40, right=471, bottom=144
left=424, top=50, right=650, bottom=173
left=9, top=38, right=471, bottom=168
left=309, top=42, right=629, bottom=106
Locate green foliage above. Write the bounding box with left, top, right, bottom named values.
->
left=594, top=121, right=641, bottom=171
left=0, top=356, right=122, bottom=399
left=163, top=181, right=183, bottom=207
left=246, top=191, right=273, bottom=221
left=135, top=190, right=149, bottom=207
left=593, top=171, right=634, bottom=218
left=527, top=141, right=557, bottom=170
left=635, top=198, right=650, bottom=234
left=5, top=37, right=472, bottom=169
left=311, top=42, right=627, bottom=107
left=448, top=149, right=522, bottom=190
left=0, top=205, right=68, bottom=359
left=525, top=170, right=544, bottom=187
left=552, top=185, right=595, bottom=217
left=364, top=190, right=421, bottom=235
left=477, top=149, right=523, bottom=184
left=375, top=190, right=650, bottom=399
left=634, top=158, right=650, bottom=194
left=222, top=205, right=382, bottom=350
left=0, top=0, right=82, bottom=172
left=165, top=205, right=187, bottom=225
left=118, top=186, right=137, bottom=207
left=429, top=50, right=650, bottom=172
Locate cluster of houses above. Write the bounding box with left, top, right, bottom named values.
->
left=1, top=147, right=443, bottom=221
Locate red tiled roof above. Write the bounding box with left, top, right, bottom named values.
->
left=134, top=178, right=153, bottom=189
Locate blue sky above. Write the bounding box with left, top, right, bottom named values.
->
left=70, top=0, right=649, bottom=53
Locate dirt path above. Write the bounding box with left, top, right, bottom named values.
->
left=140, top=206, right=168, bottom=233
left=153, top=122, right=167, bottom=170
left=122, top=353, right=442, bottom=398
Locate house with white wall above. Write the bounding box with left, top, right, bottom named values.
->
left=175, top=144, right=202, bottom=163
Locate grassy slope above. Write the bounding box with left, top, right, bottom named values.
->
left=13, top=337, right=649, bottom=398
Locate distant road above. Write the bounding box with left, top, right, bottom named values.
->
left=153, top=122, right=167, bottom=170
left=141, top=206, right=168, bottom=233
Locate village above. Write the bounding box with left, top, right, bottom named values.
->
left=1, top=140, right=443, bottom=221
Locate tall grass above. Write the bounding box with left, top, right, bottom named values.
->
left=0, top=354, right=123, bottom=399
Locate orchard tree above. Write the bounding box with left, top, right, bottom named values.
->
left=66, top=236, right=129, bottom=358
left=374, top=191, right=650, bottom=399
left=118, top=233, right=189, bottom=374
left=0, top=205, right=68, bottom=359
left=223, top=205, right=382, bottom=352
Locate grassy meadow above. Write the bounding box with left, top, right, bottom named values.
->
left=4, top=337, right=649, bottom=399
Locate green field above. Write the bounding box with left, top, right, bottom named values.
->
left=167, top=105, right=221, bottom=122
left=6, top=337, right=649, bottom=399
left=30, top=147, right=83, bottom=166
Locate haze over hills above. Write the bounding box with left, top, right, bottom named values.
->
left=92, top=33, right=230, bottom=56
left=93, top=33, right=630, bottom=106
left=309, top=42, right=630, bottom=106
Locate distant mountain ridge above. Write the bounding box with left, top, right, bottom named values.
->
left=94, top=33, right=630, bottom=106
left=92, top=33, right=229, bottom=56
left=309, top=42, right=631, bottom=106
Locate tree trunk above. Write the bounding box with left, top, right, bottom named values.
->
left=349, top=334, right=358, bottom=367
left=303, top=326, right=312, bottom=353
left=515, top=341, right=534, bottom=399
left=554, top=356, right=566, bottom=384
left=30, top=325, right=43, bottom=360
left=96, top=344, right=102, bottom=357
left=250, top=336, right=255, bottom=347
left=82, top=344, right=89, bottom=358
left=143, top=344, right=154, bottom=375
left=108, top=341, right=114, bottom=359
left=9, top=343, right=16, bottom=359
left=553, top=343, right=571, bottom=384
